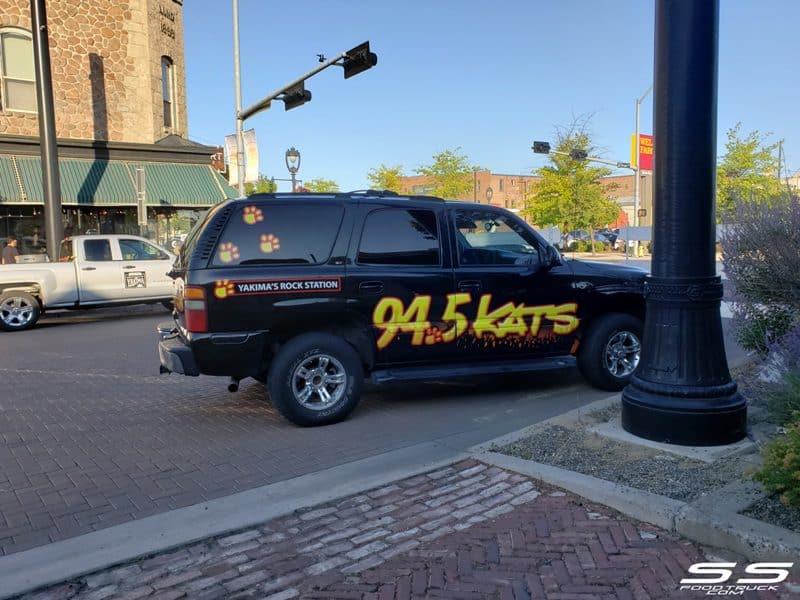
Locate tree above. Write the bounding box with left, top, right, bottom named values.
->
left=304, top=178, right=340, bottom=193
left=366, top=164, right=404, bottom=192
left=245, top=175, right=277, bottom=195
left=415, top=147, right=478, bottom=199
left=524, top=118, right=620, bottom=245
left=717, top=123, right=784, bottom=219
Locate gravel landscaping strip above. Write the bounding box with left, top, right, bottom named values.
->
left=741, top=494, right=800, bottom=533
left=495, top=406, right=749, bottom=503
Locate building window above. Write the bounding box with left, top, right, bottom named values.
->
left=499, top=179, right=504, bottom=192
left=161, top=56, right=176, bottom=129
left=0, top=28, right=36, bottom=112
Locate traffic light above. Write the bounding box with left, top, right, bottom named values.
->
left=569, top=149, right=588, bottom=161
left=343, top=41, right=378, bottom=79
left=282, top=83, right=312, bottom=111
left=532, top=141, right=551, bottom=154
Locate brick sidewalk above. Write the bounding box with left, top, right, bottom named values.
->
left=17, top=460, right=793, bottom=600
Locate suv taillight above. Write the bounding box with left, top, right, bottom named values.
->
left=183, top=286, right=207, bottom=332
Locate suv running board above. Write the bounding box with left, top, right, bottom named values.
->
left=370, top=356, right=577, bottom=385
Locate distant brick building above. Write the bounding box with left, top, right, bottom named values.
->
left=0, top=0, right=233, bottom=251
left=397, top=170, right=654, bottom=228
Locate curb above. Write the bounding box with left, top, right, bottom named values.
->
left=0, top=442, right=468, bottom=600
left=470, top=399, right=800, bottom=564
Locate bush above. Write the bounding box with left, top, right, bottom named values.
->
left=754, top=417, right=800, bottom=510
left=765, top=370, right=800, bottom=426
left=721, top=197, right=800, bottom=354
left=571, top=240, right=608, bottom=252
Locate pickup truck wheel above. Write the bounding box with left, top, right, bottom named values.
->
left=577, top=313, right=642, bottom=391
left=0, top=291, right=41, bottom=332
left=267, top=333, right=363, bottom=427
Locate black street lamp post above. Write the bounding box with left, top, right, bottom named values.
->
left=285, top=147, right=300, bottom=192
left=620, top=0, right=747, bottom=446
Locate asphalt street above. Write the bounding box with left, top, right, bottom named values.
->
left=0, top=305, right=604, bottom=557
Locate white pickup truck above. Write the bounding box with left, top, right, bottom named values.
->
left=0, top=234, right=175, bottom=331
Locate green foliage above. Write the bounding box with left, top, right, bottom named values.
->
left=766, top=371, right=800, bottom=427
left=367, top=164, right=405, bottom=193
left=754, top=416, right=800, bottom=510
left=571, top=240, right=608, bottom=253
left=721, top=196, right=800, bottom=353
left=524, top=118, right=620, bottom=234
left=717, top=123, right=784, bottom=219
left=303, top=178, right=340, bottom=193
left=245, top=175, right=277, bottom=195
left=414, top=147, right=478, bottom=199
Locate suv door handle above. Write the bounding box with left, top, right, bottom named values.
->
left=123, top=265, right=137, bottom=269
left=358, top=281, right=384, bottom=294
left=458, top=280, right=482, bottom=293
left=81, top=266, right=97, bottom=271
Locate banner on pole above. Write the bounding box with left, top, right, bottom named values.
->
left=630, top=134, right=654, bottom=171
left=224, top=134, right=239, bottom=187
left=243, top=129, right=259, bottom=184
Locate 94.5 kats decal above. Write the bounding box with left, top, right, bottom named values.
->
left=372, top=294, right=579, bottom=350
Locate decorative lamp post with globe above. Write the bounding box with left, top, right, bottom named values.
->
left=285, top=147, right=301, bottom=192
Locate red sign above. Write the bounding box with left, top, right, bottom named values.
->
left=631, top=134, right=654, bottom=171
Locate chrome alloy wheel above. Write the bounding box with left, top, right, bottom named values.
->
left=603, top=331, right=641, bottom=378
left=0, top=296, right=35, bottom=329
left=291, top=353, right=347, bottom=410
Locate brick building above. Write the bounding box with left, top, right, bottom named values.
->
left=398, top=170, right=654, bottom=228
left=0, top=0, right=234, bottom=253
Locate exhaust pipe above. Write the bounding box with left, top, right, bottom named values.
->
left=227, top=377, right=241, bottom=393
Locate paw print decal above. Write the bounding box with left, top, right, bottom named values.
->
left=424, top=326, right=444, bottom=345
left=260, top=234, right=281, bottom=254
left=214, top=280, right=236, bottom=299
left=242, top=206, right=264, bottom=225
left=217, top=242, right=240, bottom=264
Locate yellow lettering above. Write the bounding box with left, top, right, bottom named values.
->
left=372, top=296, right=432, bottom=349
left=440, top=293, right=471, bottom=342
left=548, top=303, right=580, bottom=334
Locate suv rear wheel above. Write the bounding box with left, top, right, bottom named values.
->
left=267, top=333, right=364, bottom=426
left=577, top=313, right=642, bottom=391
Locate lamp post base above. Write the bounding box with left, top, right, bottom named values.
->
left=621, top=380, right=747, bottom=446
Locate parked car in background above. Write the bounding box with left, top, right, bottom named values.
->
left=0, top=234, right=175, bottom=331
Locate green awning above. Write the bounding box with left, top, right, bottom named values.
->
left=0, top=156, right=22, bottom=203
left=1, top=154, right=237, bottom=207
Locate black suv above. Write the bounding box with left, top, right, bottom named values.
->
left=159, top=192, right=646, bottom=426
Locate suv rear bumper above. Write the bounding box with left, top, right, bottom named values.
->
left=157, top=320, right=267, bottom=378
left=159, top=334, right=200, bottom=376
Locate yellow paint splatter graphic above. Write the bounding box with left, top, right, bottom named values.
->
left=260, top=234, right=281, bottom=254
left=242, top=206, right=264, bottom=225
left=217, top=242, right=240, bottom=263
left=214, top=280, right=236, bottom=299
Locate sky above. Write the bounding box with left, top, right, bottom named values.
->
left=183, top=1, right=800, bottom=193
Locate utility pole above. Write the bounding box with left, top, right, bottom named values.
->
left=633, top=85, right=653, bottom=230
left=30, top=0, right=63, bottom=261
left=232, top=0, right=245, bottom=197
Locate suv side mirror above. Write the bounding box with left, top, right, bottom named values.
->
left=543, top=244, right=561, bottom=269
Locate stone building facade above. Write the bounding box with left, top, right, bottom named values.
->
left=0, top=0, right=234, bottom=254
left=0, top=0, right=186, bottom=142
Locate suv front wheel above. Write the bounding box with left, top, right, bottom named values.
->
left=577, top=313, right=642, bottom=391
left=267, top=333, right=364, bottom=426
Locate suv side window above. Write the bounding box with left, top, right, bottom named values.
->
left=453, top=209, right=540, bottom=266
left=357, top=208, right=440, bottom=266
left=212, top=204, right=344, bottom=267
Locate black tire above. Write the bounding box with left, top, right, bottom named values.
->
left=577, top=313, right=642, bottom=391
left=267, top=332, right=364, bottom=426
left=0, top=291, right=41, bottom=332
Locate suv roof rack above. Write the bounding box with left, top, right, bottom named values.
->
left=346, top=190, right=400, bottom=196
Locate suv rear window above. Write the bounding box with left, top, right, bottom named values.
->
left=212, top=203, right=344, bottom=267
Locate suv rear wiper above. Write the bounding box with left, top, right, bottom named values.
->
left=238, top=258, right=310, bottom=265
